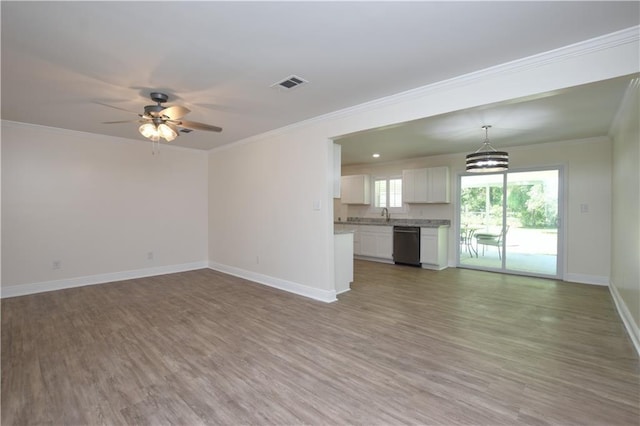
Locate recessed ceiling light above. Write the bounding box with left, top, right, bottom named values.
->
left=372, top=153, right=380, bottom=158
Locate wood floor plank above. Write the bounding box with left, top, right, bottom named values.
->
left=2, top=262, right=638, bottom=425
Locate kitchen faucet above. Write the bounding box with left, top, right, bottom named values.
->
left=381, top=207, right=390, bottom=222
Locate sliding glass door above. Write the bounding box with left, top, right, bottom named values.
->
left=458, top=168, right=561, bottom=278
left=459, top=173, right=504, bottom=269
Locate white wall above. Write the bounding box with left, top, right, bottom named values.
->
left=1, top=121, right=209, bottom=296
left=208, top=129, right=335, bottom=302
left=610, top=78, right=640, bottom=351
left=207, top=30, right=638, bottom=300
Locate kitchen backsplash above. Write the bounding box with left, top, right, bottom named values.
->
left=333, top=199, right=454, bottom=223
left=338, top=217, right=451, bottom=226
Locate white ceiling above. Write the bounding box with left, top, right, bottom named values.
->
left=336, top=75, right=637, bottom=165
left=2, top=1, right=639, bottom=155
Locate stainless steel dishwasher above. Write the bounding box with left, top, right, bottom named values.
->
left=393, top=226, right=421, bottom=266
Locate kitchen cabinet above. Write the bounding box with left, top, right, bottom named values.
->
left=358, top=225, right=393, bottom=260
left=340, top=175, right=371, bottom=205
left=402, top=168, right=428, bottom=203
left=402, top=167, right=450, bottom=203
left=335, top=223, right=360, bottom=255
left=334, top=231, right=353, bottom=295
left=427, top=167, right=450, bottom=203
left=420, top=226, right=448, bottom=270
left=353, top=226, right=361, bottom=255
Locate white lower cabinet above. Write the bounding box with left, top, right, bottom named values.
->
left=353, top=227, right=361, bottom=255
left=358, top=225, right=393, bottom=260
left=337, top=223, right=448, bottom=268
left=335, top=223, right=360, bottom=255
left=334, top=232, right=353, bottom=295
left=420, top=226, right=448, bottom=270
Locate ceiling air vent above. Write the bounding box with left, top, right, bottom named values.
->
left=271, top=75, right=308, bottom=90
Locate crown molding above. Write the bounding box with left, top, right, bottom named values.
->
left=328, top=26, right=640, bottom=118
left=209, top=25, right=640, bottom=154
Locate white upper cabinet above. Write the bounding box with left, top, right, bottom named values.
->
left=402, top=168, right=429, bottom=203
left=341, top=175, right=371, bottom=205
left=427, top=166, right=450, bottom=203
left=402, top=167, right=450, bottom=204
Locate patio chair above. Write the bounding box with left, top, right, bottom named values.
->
left=475, top=226, right=509, bottom=259
left=460, top=225, right=477, bottom=256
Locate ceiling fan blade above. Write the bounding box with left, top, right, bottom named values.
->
left=102, top=119, right=140, bottom=124
left=178, top=120, right=222, bottom=132
left=161, top=105, right=190, bottom=120
left=94, top=101, right=141, bottom=115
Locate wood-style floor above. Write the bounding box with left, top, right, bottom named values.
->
left=2, top=261, right=639, bottom=425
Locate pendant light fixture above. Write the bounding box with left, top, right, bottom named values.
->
left=466, top=125, right=509, bottom=173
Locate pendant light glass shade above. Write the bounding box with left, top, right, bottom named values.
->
left=466, top=125, right=509, bottom=173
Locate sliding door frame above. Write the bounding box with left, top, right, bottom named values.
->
left=456, top=165, right=566, bottom=280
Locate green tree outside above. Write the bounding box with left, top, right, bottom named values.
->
left=462, top=182, right=557, bottom=228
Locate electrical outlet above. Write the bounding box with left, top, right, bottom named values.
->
left=52, top=260, right=61, bottom=270
left=147, top=251, right=154, bottom=260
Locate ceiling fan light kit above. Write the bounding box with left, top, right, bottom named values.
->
left=158, top=123, right=179, bottom=141
left=102, top=91, right=222, bottom=144
left=139, top=122, right=179, bottom=142
left=466, top=125, right=509, bottom=173
left=139, top=122, right=160, bottom=141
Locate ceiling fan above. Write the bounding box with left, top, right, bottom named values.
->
left=101, top=92, right=222, bottom=142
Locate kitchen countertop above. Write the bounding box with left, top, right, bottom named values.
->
left=334, top=218, right=450, bottom=228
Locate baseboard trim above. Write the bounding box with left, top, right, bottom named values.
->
left=208, top=261, right=337, bottom=303
left=563, top=273, right=610, bottom=286
left=354, top=255, right=394, bottom=264
left=336, top=287, right=351, bottom=296
left=1, top=261, right=209, bottom=299
left=609, top=282, right=640, bottom=356
left=421, top=264, right=448, bottom=271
